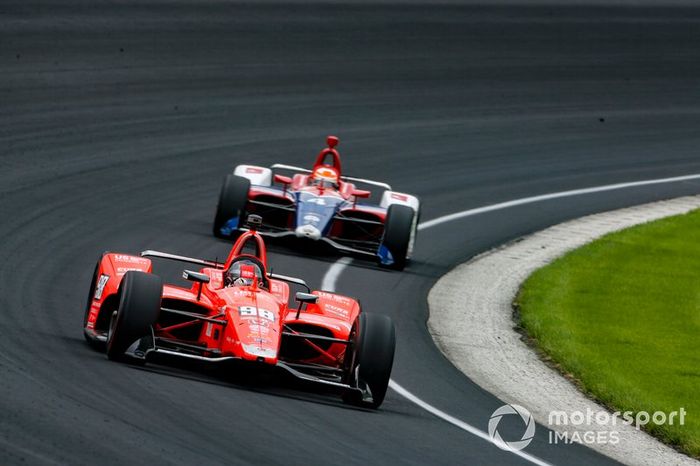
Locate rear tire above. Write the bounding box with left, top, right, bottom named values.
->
left=380, top=204, right=416, bottom=270
left=213, top=174, right=250, bottom=238
left=106, top=271, right=162, bottom=362
left=342, top=312, right=396, bottom=409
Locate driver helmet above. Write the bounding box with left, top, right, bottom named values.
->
left=226, top=260, right=262, bottom=287
left=311, top=166, right=339, bottom=188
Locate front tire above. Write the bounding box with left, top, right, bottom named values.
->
left=343, top=312, right=396, bottom=409
left=106, top=271, right=162, bottom=362
left=213, top=174, right=250, bottom=238
left=380, top=204, right=416, bottom=270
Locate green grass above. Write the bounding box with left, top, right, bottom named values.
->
left=517, top=209, right=700, bottom=458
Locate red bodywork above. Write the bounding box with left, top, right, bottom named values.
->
left=84, top=230, right=361, bottom=369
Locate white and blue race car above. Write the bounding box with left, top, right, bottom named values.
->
left=213, top=136, right=420, bottom=270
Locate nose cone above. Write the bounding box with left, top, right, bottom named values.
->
left=295, top=225, right=322, bottom=240
left=241, top=344, right=277, bottom=361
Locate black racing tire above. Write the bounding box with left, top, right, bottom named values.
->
left=380, top=204, right=416, bottom=270
left=106, top=271, right=162, bottom=362
left=342, top=312, right=396, bottom=409
left=213, top=174, right=250, bottom=238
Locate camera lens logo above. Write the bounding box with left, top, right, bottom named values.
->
left=488, top=404, right=536, bottom=452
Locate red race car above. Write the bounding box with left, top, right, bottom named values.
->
left=83, top=215, right=396, bottom=408
left=213, top=136, right=420, bottom=270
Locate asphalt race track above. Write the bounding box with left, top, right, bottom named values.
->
left=2, top=1, right=700, bottom=464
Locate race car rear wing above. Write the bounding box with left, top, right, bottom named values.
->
left=142, top=250, right=312, bottom=290
left=267, top=272, right=311, bottom=292
left=271, top=163, right=392, bottom=191
left=141, top=250, right=224, bottom=269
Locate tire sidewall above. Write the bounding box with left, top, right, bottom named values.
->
left=381, top=204, right=416, bottom=270
left=347, top=312, right=396, bottom=408
left=214, top=174, right=251, bottom=237
left=106, top=271, right=162, bottom=361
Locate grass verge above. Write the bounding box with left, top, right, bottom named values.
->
left=516, top=208, right=700, bottom=458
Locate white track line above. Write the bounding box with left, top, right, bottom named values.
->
left=418, top=173, right=700, bottom=231
left=321, top=172, right=700, bottom=465
left=320, top=257, right=353, bottom=292
left=389, top=380, right=553, bottom=466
